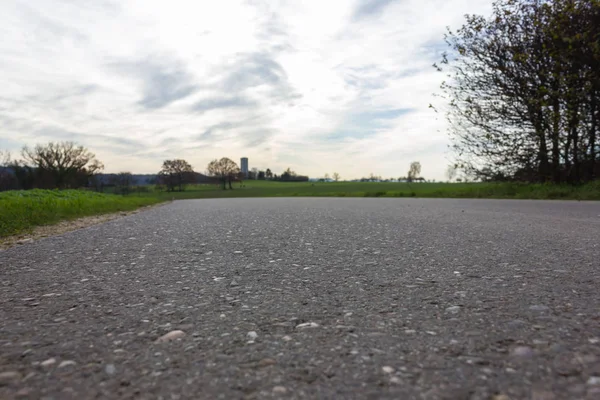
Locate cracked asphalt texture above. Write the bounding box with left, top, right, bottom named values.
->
left=1, top=198, right=600, bottom=400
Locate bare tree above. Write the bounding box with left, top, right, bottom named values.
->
left=324, top=173, right=330, bottom=181
left=158, top=159, right=194, bottom=192
left=207, top=158, right=240, bottom=189
left=407, top=162, right=422, bottom=182
left=0, top=150, right=9, bottom=166
left=332, top=172, right=340, bottom=182
left=445, top=165, right=458, bottom=182
left=21, top=141, right=104, bottom=189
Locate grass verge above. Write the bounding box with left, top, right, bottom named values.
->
left=0, top=189, right=164, bottom=238
left=129, top=180, right=600, bottom=201
left=2, top=182, right=598, bottom=238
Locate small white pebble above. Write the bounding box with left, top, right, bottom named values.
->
left=40, top=358, right=56, bottom=367
left=296, top=322, right=320, bottom=329
left=154, top=330, right=186, bottom=343
left=273, top=386, right=287, bottom=394
left=511, top=346, right=534, bottom=358
left=382, top=366, right=395, bottom=374
left=588, top=376, right=600, bottom=386
left=282, top=335, right=292, bottom=342
left=246, top=331, right=258, bottom=341
left=58, top=360, right=77, bottom=368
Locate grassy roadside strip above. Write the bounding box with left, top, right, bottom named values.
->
left=0, top=189, right=164, bottom=238
left=1, top=182, right=598, bottom=238
left=136, top=181, right=600, bottom=201
left=296, top=181, right=600, bottom=200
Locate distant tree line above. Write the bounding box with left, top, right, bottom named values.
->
left=243, top=167, right=309, bottom=182
left=435, top=0, right=600, bottom=184
left=357, top=162, right=426, bottom=182
left=0, top=142, right=310, bottom=192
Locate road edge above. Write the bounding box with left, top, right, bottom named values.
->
left=0, top=201, right=171, bottom=251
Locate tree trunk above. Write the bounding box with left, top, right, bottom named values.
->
left=551, top=80, right=561, bottom=183
left=569, top=102, right=581, bottom=183
left=536, top=109, right=550, bottom=182
left=589, top=91, right=597, bottom=180
left=572, top=124, right=580, bottom=183
left=565, top=126, right=572, bottom=183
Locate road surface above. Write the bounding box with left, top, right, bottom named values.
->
left=1, top=198, right=599, bottom=399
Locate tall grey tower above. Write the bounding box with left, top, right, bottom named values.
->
left=240, top=157, right=249, bottom=177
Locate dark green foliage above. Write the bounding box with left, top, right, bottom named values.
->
left=436, top=0, right=600, bottom=183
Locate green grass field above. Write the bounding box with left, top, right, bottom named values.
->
left=1, top=181, right=598, bottom=239
left=134, top=180, right=600, bottom=201
left=0, top=189, right=163, bottom=238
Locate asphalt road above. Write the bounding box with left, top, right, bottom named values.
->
left=1, top=198, right=600, bottom=400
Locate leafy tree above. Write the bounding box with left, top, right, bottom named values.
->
left=207, top=158, right=240, bottom=189
left=21, top=141, right=104, bottom=189
left=258, top=170, right=266, bottom=180
left=158, top=159, right=194, bottom=192
left=435, top=0, right=600, bottom=183
left=407, top=162, right=421, bottom=182
left=265, top=168, right=273, bottom=179
left=332, top=172, right=340, bottom=182
left=281, top=167, right=296, bottom=181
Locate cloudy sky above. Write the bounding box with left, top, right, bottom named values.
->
left=0, top=0, right=492, bottom=180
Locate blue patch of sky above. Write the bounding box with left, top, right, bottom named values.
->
left=353, top=0, right=396, bottom=20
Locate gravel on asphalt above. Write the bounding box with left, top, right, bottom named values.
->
left=1, top=198, right=599, bottom=399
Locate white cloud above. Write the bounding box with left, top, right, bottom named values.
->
left=0, top=0, right=493, bottom=180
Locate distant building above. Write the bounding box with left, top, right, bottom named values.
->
left=240, top=157, right=249, bottom=177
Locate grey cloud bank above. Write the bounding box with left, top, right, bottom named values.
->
left=0, top=0, right=493, bottom=179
